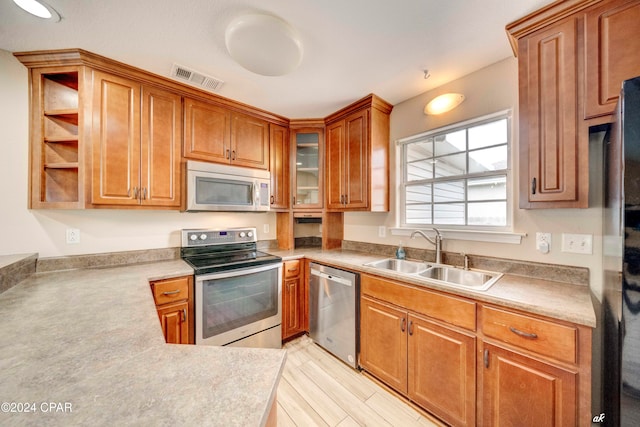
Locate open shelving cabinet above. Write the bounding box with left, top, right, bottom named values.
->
left=30, top=67, right=84, bottom=208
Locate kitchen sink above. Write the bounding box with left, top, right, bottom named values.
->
left=364, top=258, right=432, bottom=274
left=417, top=266, right=502, bottom=291
left=364, top=258, right=502, bottom=291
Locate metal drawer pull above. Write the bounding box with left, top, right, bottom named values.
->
left=287, top=268, right=298, bottom=272
left=162, top=289, right=181, bottom=296
left=401, top=318, right=406, bottom=332
left=509, top=326, right=538, bottom=339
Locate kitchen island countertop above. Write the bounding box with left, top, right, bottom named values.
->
left=0, top=260, right=285, bottom=426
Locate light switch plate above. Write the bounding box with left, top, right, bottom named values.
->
left=378, top=226, right=386, bottom=238
left=561, top=233, right=593, bottom=254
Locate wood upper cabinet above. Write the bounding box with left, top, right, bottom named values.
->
left=269, top=123, right=290, bottom=210
left=584, top=0, right=640, bottom=119
left=516, top=16, right=585, bottom=208
left=183, top=97, right=269, bottom=170
left=325, top=95, right=392, bottom=212
left=91, top=70, right=181, bottom=207
left=281, top=259, right=306, bottom=340
left=150, top=275, right=194, bottom=345
left=291, top=125, right=324, bottom=210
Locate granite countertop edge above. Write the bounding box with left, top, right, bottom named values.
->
left=270, top=248, right=597, bottom=328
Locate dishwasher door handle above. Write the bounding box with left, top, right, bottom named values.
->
left=310, top=269, right=353, bottom=286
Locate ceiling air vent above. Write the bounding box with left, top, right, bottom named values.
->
left=170, top=64, right=224, bottom=92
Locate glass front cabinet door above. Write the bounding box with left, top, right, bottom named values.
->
left=292, top=128, right=323, bottom=210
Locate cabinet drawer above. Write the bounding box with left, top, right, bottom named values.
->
left=361, top=274, right=476, bottom=331
left=284, top=260, right=301, bottom=278
left=481, top=306, right=577, bottom=364
left=151, top=276, right=190, bottom=305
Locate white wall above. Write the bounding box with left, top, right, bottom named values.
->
left=0, top=50, right=276, bottom=258
left=345, top=57, right=605, bottom=299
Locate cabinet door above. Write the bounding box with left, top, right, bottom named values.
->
left=183, top=97, right=230, bottom=163
left=325, top=120, right=345, bottom=210
left=518, top=17, right=585, bottom=208
left=292, top=128, right=323, bottom=209
left=282, top=276, right=303, bottom=340
left=360, top=296, right=408, bottom=394
left=408, top=314, right=476, bottom=427
left=140, top=86, right=182, bottom=207
left=585, top=0, right=640, bottom=118
left=231, top=113, right=269, bottom=169
left=91, top=71, right=141, bottom=205
left=481, top=342, right=577, bottom=426
left=269, top=124, right=290, bottom=209
left=157, top=300, right=190, bottom=344
left=343, top=109, right=369, bottom=209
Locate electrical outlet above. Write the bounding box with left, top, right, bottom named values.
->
left=378, top=226, right=386, bottom=238
left=562, top=233, right=593, bottom=254
left=536, top=232, right=551, bottom=254
left=66, top=228, right=80, bottom=244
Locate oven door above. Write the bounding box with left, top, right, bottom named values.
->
left=195, top=262, right=282, bottom=346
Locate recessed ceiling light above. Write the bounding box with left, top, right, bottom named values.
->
left=13, top=0, right=61, bottom=21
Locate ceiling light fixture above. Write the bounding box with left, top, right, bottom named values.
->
left=225, top=13, right=303, bottom=76
left=424, top=93, right=465, bottom=115
left=12, top=0, right=61, bottom=21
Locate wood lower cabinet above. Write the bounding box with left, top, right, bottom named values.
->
left=481, top=342, right=577, bottom=426
left=150, top=275, right=194, bottom=344
left=90, top=70, right=182, bottom=207
left=360, top=296, right=408, bottom=393
left=282, top=259, right=307, bottom=341
left=360, top=287, right=476, bottom=427
left=183, top=97, right=270, bottom=170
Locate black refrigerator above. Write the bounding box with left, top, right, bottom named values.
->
left=603, top=75, right=640, bottom=426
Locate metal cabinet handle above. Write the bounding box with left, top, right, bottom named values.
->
left=509, top=326, right=538, bottom=340
left=142, top=187, right=147, bottom=200
left=270, top=195, right=274, bottom=204
left=293, top=196, right=296, bottom=205
left=408, top=320, right=414, bottom=336
left=226, top=149, right=230, bottom=159
left=484, top=349, right=489, bottom=368
left=232, top=150, right=236, bottom=160
left=162, top=289, right=181, bottom=296
left=133, top=187, right=139, bottom=199
left=344, top=194, right=348, bottom=205
left=401, top=318, right=406, bottom=332
left=182, top=308, right=186, bottom=322
left=531, top=177, right=537, bottom=195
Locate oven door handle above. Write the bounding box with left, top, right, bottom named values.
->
left=195, top=261, right=282, bottom=281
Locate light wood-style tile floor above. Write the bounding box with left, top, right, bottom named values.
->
left=277, top=335, right=443, bottom=427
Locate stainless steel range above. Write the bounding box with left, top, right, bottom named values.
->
left=181, top=227, right=282, bottom=348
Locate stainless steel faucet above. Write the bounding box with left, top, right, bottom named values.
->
left=410, top=228, right=443, bottom=264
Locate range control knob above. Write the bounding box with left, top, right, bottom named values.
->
left=200, top=234, right=207, bottom=240
left=247, top=231, right=254, bottom=238
left=239, top=232, right=246, bottom=238
left=189, top=234, right=198, bottom=241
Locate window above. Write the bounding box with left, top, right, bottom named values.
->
left=400, top=112, right=511, bottom=228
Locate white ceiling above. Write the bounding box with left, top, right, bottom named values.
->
left=0, top=0, right=551, bottom=118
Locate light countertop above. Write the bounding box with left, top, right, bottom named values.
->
left=0, top=260, right=285, bottom=426
left=270, top=248, right=596, bottom=327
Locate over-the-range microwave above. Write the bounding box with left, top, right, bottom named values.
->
left=185, top=160, right=271, bottom=212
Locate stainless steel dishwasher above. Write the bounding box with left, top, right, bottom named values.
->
left=309, top=262, right=359, bottom=369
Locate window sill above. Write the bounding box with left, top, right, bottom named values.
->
left=389, top=228, right=526, bottom=244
